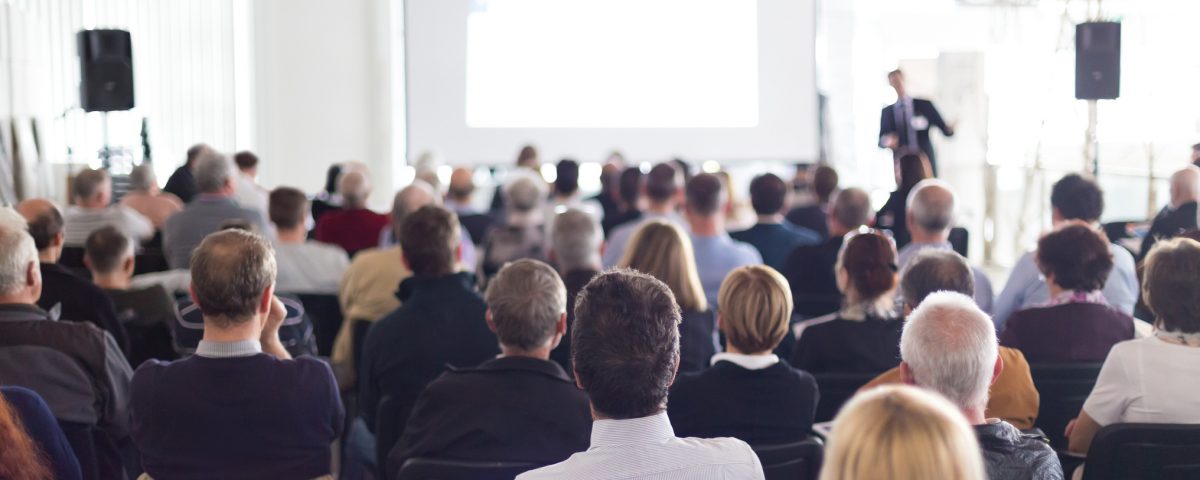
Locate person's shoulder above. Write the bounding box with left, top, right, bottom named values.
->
left=1109, top=243, right=1137, bottom=267
left=349, top=246, right=398, bottom=266
left=673, top=435, right=759, bottom=463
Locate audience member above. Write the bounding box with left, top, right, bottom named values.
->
left=786, top=164, right=838, bottom=239
left=479, top=174, right=548, bottom=282
left=993, top=173, right=1138, bottom=329
left=668, top=265, right=818, bottom=444
left=601, top=166, right=644, bottom=235
left=898, top=292, right=1062, bottom=480
left=163, top=151, right=270, bottom=268
left=619, top=221, right=718, bottom=373
left=0, top=208, right=132, bottom=479
left=445, top=166, right=494, bottom=245
left=590, top=152, right=625, bottom=225
left=120, top=164, right=183, bottom=229
left=0, top=386, right=81, bottom=480
left=63, top=168, right=153, bottom=246
left=17, top=199, right=129, bottom=354
left=898, top=179, right=994, bottom=312
left=311, top=163, right=345, bottom=225
left=784, top=187, right=873, bottom=318
left=489, top=144, right=541, bottom=218
left=732, top=173, right=820, bottom=272
left=1067, top=237, right=1200, bottom=454
left=547, top=208, right=603, bottom=372
left=1000, top=224, right=1134, bottom=362
left=269, top=187, right=349, bottom=294
left=518, top=270, right=765, bottom=479
left=875, top=151, right=931, bottom=248
left=821, top=385, right=986, bottom=480
left=683, top=173, right=763, bottom=307
left=162, top=143, right=211, bottom=203
left=231, top=150, right=269, bottom=214
left=379, top=181, right=478, bottom=269
left=1192, top=143, right=1200, bottom=168
left=863, top=249, right=1040, bottom=430
left=388, top=260, right=590, bottom=476
left=358, top=206, right=500, bottom=438
left=602, top=162, right=684, bottom=267
left=792, top=231, right=903, bottom=374
left=314, top=170, right=389, bottom=256
left=547, top=158, right=600, bottom=220
left=130, top=230, right=343, bottom=478
left=1138, top=166, right=1199, bottom=260
left=86, top=226, right=178, bottom=367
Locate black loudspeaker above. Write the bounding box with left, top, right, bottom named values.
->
left=1075, top=22, right=1120, bottom=100
left=78, top=29, right=135, bottom=112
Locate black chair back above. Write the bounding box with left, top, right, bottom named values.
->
left=813, top=372, right=881, bottom=422
left=1029, top=363, right=1104, bottom=450
left=376, top=395, right=421, bottom=479
left=59, top=422, right=126, bottom=480
left=752, top=437, right=823, bottom=480
left=395, top=457, right=544, bottom=480
left=948, top=227, right=969, bottom=257
left=1083, top=423, right=1200, bottom=480
left=295, top=293, right=344, bottom=357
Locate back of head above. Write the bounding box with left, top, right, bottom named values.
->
left=822, top=384, right=985, bottom=480
left=0, top=210, right=36, bottom=297
left=749, top=173, right=788, bottom=216
left=555, top=159, right=580, bottom=197
left=617, top=167, right=643, bottom=205
left=18, top=200, right=63, bottom=251
left=644, top=163, right=680, bottom=204
left=831, top=188, right=871, bottom=231
left=1050, top=173, right=1104, bottom=222
left=268, top=187, right=308, bottom=230
left=1170, top=166, right=1200, bottom=204
left=72, top=169, right=110, bottom=205
left=323, top=164, right=343, bottom=195
left=189, top=230, right=277, bottom=327
left=572, top=269, right=681, bottom=419
left=551, top=208, right=602, bottom=272
left=399, top=205, right=460, bottom=276
left=338, top=170, right=372, bottom=208
left=194, top=151, right=234, bottom=194
left=813, top=165, right=839, bottom=203
left=907, top=179, right=956, bottom=233
left=900, top=292, right=997, bottom=411
left=1035, top=224, right=1112, bottom=292
left=392, top=181, right=437, bottom=229
left=233, top=151, right=259, bottom=172
left=685, top=173, right=725, bottom=217
left=900, top=249, right=975, bottom=308
left=517, top=145, right=539, bottom=169
left=1143, top=238, right=1200, bottom=334
left=128, top=164, right=157, bottom=192
left=896, top=152, right=932, bottom=191
left=839, top=232, right=898, bottom=300
left=186, top=143, right=212, bottom=168
left=447, top=168, right=475, bottom=202
left=485, top=259, right=567, bottom=351
left=718, top=265, right=793, bottom=354
left=504, top=175, right=544, bottom=213
left=85, top=225, right=133, bottom=275
left=619, top=220, right=707, bottom=312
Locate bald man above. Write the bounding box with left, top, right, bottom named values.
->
left=445, top=167, right=495, bottom=245
left=1140, top=166, right=1200, bottom=260
left=314, top=169, right=390, bottom=256
left=897, top=180, right=994, bottom=313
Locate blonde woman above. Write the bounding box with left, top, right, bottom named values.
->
left=822, top=385, right=986, bottom=480
left=619, top=220, right=718, bottom=372
left=667, top=265, right=818, bottom=444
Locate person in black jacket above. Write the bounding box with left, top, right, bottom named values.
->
left=668, top=265, right=818, bottom=445
left=162, top=143, right=211, bottom=204
left=388, top=260, right=591, bottom=477
left=879, top=70, right=954, bottom=175
left=1138, top=166, right=1200, bottom=261
left=783, top=188, right=873, bottom=319
left=874, top=152, right=932, bottom=249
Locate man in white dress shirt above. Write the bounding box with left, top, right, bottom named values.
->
left=518, top=269, right=765, bottom=480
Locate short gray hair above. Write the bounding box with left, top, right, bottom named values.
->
left=194, top=151, right=234, bottom=193
left=128, top=164, right=157, bottom=192
left=392, top=181, right=437, bottom=226
left=551, top=209, right=601, bottom=272
left=0, top=209, right=37, bottom=296
left=484, top=259, right=566, bottom=351
left=907, top=179, right=956, bottom=232
left=339, top=170, right=372, bottom=208
left=189, top=230, right=277, bottom=326
left=505, top=175, right=545, bottom=213
left=900, top=291, right=997, bottom=411
left=831, top=187, right=871, bottom=230
left=72, top=169, right=110, bottom=202
left=900, top=249, right=975, bottom=308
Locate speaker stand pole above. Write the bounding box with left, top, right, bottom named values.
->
left=1084, top=99, right=1099, bottom=176
left=100, top=111, right=111, bottom=169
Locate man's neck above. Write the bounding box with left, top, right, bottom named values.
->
left=78, top=201, right=106, bottom=210
left=908, top=228, right=949, bottom=245
left=37, top=249, right=59, bottom=264
left=962, top=406, right=987, bottom=426
left=757, top=213, right=784, bottom=225
left=689, top=216, right=723, bottom=237
left=276, top=228, right=306, bottom=244
left=499, top=345, right=552, bottom=361
left=1171, top=197, right=1197, bottom=210
left=201, top=318, right=262, bottom=343
left=0, top=295, right=37, bottom=306
left=645, top=202, right=675, bottom=216
left=92, top=272, right=131, bottom=290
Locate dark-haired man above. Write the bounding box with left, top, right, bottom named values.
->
left=130, top=230, right=343, bottom=478
left=601, top=166, right=644, bottom=235
left=86, top=226, right=179, bottom=367
left=518, top=270, right=765, bottom=479
left=732, top=173, right=820, bottom=272
left=786, top=164, right=838, bottom=239
left=685, top=173, right=761, bottom=308
left=162, top=143, right=212, bottom=203
left=992, top=173, right=1138, bottom=330
left=232, top=150, right=269, bottom=215
left=269, top=187, right=349, bottom=294
left=602, top=163, right=684, bottom=267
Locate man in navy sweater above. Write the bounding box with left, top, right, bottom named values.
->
left=130, top=230, right=343, bottom=479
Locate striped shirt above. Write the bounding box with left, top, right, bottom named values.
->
left=63, top=205, right=154, bottom=246
left=517, top=412, right=764, bottom=480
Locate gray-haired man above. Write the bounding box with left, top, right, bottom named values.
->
left=163, top=151, right=270, bottom=268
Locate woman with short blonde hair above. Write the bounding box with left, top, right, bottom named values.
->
left=619, top=220, right=714, bottom=371
left=822, top=385, right=986, bottom=480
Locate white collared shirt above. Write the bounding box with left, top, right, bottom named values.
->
left=195, top=339, right=262, bottom=358
left=710, top=352, right=780, bottom=370
left=517, top=412, right=764, bottom=479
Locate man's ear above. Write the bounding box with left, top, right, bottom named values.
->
left=188, top=285, right=201, bottom=310
left=123, top=256, right=135, bottom=275
left=905, top=210, right=915, bottom=231
left=25, top=261, right=38, bottom=289
left=51, top=232, right=64, bottom=249
left=547, top=248, right=557, bottom=266
left=485, top=310, right=498, bottom=334
left=899, top=361, right=915, bottom=385
left=991, top=354, right=1004, bottom=387
left=556, top=312, right=567, bottom=335
left=259, top=284, right=274, bottom=317
left=401, top=252, right=411, bottom=271
left=598, top=240, right=606, bottom=258
left=666, top=351, right=680, bottom=388
left=83, top=256, right=93, bottom=271
left=455, top=243, right=463, bottom=263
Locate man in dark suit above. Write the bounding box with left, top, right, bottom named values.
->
left=879, top=70, right=954, bottom=175
left=783, top=188, right=873, bottom=319
left=162, top=143, right=212, bottom=204
left=786, top=165, right=838, bottom=240
left=732, top=173, right=819, bottom=272
left=1139, top=166, right=1199, bottom=261
left=387, top=260, right=591, bottom=477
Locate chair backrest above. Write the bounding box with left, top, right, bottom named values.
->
left=813, top=372, right=882, bottom=422
left=948, top=227, right=969, bottom=257
left=1083, top=423, right=1200, bottom=480
left=752, top=437, right=824, bottom=480
left=375, top=395, right=411, bottom=479
left=396, top=457, right=545, bottom=480
left=295, top=293, right=344, bottom=357
left=172, top=294, right=317, bottom=357
left=1029, top=363, right=1104, bottom=450
left=59, top=421, right=128, bottom=480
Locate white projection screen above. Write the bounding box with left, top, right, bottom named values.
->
left=405, top=0, right=817, bottom=165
